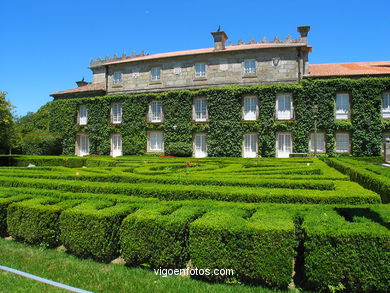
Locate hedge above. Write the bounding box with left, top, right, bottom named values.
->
left=120, top=203, right=204, bottom=268
left=60, top=201, right=137, bottom=262
left=7, top=198, right=80, bottom=247
left=0, top=194, right=33, bottom=236
left=302, top=206, right=390, bottom=292
left=189, top=205, right=296, bottom=288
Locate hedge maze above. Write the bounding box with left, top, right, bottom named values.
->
left=0, top=155, right=389, bottom=291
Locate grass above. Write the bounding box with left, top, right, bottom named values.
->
left=0, top=238, right=289, bottom=293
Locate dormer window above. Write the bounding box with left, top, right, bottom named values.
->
left=113, top=72, right=122, bottom=85
left=243, top=60, right=256, bottom=76
left=151, top=67, right=161, bottom=82
left=194, top=63, right=206, bottom=78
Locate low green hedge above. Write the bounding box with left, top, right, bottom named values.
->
left=324, top=157, right=390, bottom=203
left=189, top=205, right=296, bottom=288
left=302, top=206, right=390, bottom=292
left=60, top=201, right=137, bottom=262
left=120, top=203, right=204, bottom=268
left=0, top=194, right=33, bottom=236
left=7, top=198, right=80, bottom=247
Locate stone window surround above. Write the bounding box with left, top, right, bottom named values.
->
left=335, top=92, right=351, bottom=120
left=194, top=63, right=207, bottom=80
left=242, top=59, right=257, bottom=77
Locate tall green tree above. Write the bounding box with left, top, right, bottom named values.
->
left=0, top=91, right=14, bottom=153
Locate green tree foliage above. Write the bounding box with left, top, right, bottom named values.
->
left=0, top=91, right=14, bottom=154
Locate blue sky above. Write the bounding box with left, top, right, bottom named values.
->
left=1, top=0, right=389, bottom=116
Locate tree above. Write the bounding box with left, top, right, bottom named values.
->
left=0, top=91, right=14, bottom=153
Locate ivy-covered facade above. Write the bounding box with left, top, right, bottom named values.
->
left=49, top=78, right=390, bottom=157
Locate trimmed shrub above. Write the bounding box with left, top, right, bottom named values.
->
left=60, top=201, right=136, bottom=262
left=120, top=204, right=204, bottom=268
left=189, top=206, right=296, bottom=288
left=0, top=194, right=33, bottom=236
left=7, top=198, right=80, bottom=247
left=302, top=206, right=390, bottom=292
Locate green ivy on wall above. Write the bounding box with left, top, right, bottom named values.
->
left=49, top=77, right=390, bottom=157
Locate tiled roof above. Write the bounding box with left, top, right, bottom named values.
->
left=90, top=42, right=309, bottom=67
left=308, top=61, right=390, bottom=77
left=51, top=82, right=105, bottom=97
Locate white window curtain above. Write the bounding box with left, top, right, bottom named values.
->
left=382, top=93, right=390, bottom=118
left=194, top=134, right=207, bottom=158
left=149, top=132, right=163, bottom=151
left=151, top=68, right=161, bottom=81
left=244, top=60, right=256, bottom=75
left=112, top=103, right=122, bottom=124
left=79, top=105, right=87, bottom=125
left=277, top=133, right=292, bottom=158
left=194, top=98, right=208, bottom=121
left=335, top=133, right=350, bottom=153
left=111, top=134, right=122, bottom=157
left=276, top=95, right=293, bottom=120
left=195, top=63, right=206, bottom=78
left=243, top=134, right=258, bottom=158
left=243, top=97, right=258, bottom=120
left=310, top=133, right=325, bottom=153
left=150, top=101, right=163, bottom=122
left=77, top=134, right=89, bottom=157
left=336, top=93, right=350, bottom=119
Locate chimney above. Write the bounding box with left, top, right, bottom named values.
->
left=211, top=30, right=228, bottom=50
left=297, top=26, right=310, bottom=43
left=76, top=78, right=88, bottom=87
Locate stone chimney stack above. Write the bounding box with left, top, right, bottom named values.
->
left=297, top=26, right=310, bottom=43
left=76, top=78, right=88, bottom=87
left=211, top=30, right=228, bottom=50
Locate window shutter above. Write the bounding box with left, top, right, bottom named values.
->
left=148, top=103, right=152, bottom=122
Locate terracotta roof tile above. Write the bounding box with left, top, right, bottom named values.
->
left=51, top=82, right=105, bottom=97
left=91, top=42, right=309, bottom=67
left=308, top=61, right=390, bottom=77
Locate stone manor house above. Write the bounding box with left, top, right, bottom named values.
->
left=51, top=26, right=390, bottom=158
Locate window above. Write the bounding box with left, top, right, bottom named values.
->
left=76, top=133, right=89, bottom=157
left=193, top=98, right=208, bottom=122
left=381, top=132, right=390, bottom=154
left=243, top=133, right=258, bottom=158
left=243, top=60, right=256, bottom=75
left=113, top=72, right=122, bottom=85
left=336, top=93, right=350, bottom=119
left=111, top=103, right=122, bottom=124
left=194, top=63, right=206, bottom=78
left=151, top=67, right=161, bottom=82
left=276, top=94, right=293, bottom=120
left=335, top=132, right=350, bottom=153
left=276, top=132, right=293, bottom=158
left=78, top=105, right=87, bottom=125
left=149, top=101, right=163, bottom=123
left=382, top=93, right=390, bottom=118
left=111, top=134, right=122, bottom=157
left=243, top=96, right=258, bottom=120
left=309, top=132, right=325, bottom=153
left=194, top=133, right=207, bottom=158
left=148, top=131, right=164, bottom=152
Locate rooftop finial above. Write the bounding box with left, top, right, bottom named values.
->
left=217, top=25, right=221, bottom=32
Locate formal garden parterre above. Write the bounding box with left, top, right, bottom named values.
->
left=0, top=155, right=389, bottom=292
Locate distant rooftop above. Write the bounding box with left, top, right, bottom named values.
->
left=308, top=61, right=390, bottom=77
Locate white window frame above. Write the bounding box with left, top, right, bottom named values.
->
left=276, top=132, right=293, bottom=158
left=111, top=103, right=123, bottom=124
left=151, top=67, right=161, bottom=82
left=193, top=133, right=207, bottom=158
left=335, top=132, right=351, bottom=153
left=242, top=96, right=259, bottom=121
left=243, top=59, right=256, bottom=76
left=309, top=132, right=326, bottom=153
left=382, top=92, right=390, bottom=118
left=242, top=133, right=258, bottom=158
left=78, top=105, right=88, bottom=125
left=111, top=133, right=122, bottom=157
left=194, top=63, right=206, bottom=79
left=76, top=133, right=89, bottom=157
left=335, top=93, right=350, bottom=120
left=113, top=72, right=122, bottom=85
left=193, top=98, right=208, bottom=122
left=148, top=101, right=163, bottom=123
left=147, top=131, right=164, bottom=152
left=276, top=94, right=294, bottom=120
left=382, top=132, right=390, bottom=154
